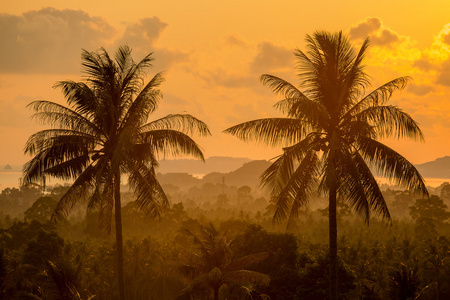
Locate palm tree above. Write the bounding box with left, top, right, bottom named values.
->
left=224, top=31, right=428, bottom=300
left=23, top=45, right=210, bottom=300
left=178, top=222, right=270, bottom=300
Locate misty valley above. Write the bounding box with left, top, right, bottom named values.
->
left=0, top=158, right=449, bottom=299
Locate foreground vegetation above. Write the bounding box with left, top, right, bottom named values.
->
left=0, top=182, right=449, bottom=299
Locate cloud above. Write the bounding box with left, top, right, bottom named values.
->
left=0, top=9, right=185, bottom=74
left=413, top=55, right=437, bottom=72
left=116, top=17, right=188, bottom=71
left=349, top=17, right=401, bottom=47
left=197, top=68, right=257, bottom=89
left=371, top=29, right=399, bottom=46
left=436, top=60, right=450, bottom=86
left=250, top=42, right=293, bottom=73
left=442, top=32, right=450, bottom=45
left=0, top=7, right=116, bottom=74
left=117, top=17, right=167, bottom=50
left=349, top=17, right=381, bottom=39
left=226, top=35, right=247, bottom=47
left=407, top=84, right=435, bottom=96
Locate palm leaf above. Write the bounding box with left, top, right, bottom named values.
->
left=141, top=129, right=206, bottom=161
left=357, top=137, right=428, bottom=196
left=224, top=118, right=304, bottom=147
left=141, top=114, right=211, bottom=137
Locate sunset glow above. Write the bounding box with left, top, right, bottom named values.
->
left=2, top=1, right=450, bottom=165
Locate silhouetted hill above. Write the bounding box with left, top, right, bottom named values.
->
left=157, top=159, right=271, bottom=189
left=415, top=156, right=450, bottom=179
left=202, top=160, right=272, bottom=187
left=157, top=156, right=251, bottom=175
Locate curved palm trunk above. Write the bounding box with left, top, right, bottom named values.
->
left=114, top=170, right=125, bottom=300
left=329, top=183, right=338, bottom=300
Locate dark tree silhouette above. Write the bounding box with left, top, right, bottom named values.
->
left=224, top=31, right=428, bottom=299
left=178, top=222, right=270, bottom=300
left=22, top=45, right=210, bottom=299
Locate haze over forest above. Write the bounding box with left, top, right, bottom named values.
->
left=2, top=2, right=450, bottom=300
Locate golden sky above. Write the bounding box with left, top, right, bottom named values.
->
left=2, top=0, right=450, bottom=166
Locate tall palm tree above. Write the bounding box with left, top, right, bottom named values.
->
left=224, top=31, right=428, bottom=300
left=23, top=45, right=210, bottom=300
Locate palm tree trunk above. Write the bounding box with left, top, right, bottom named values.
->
left=214, top=286, right=219, bottom=300
left=114, top=170, right=125, bottom=300
left=329, top=183, right=338, bottom=300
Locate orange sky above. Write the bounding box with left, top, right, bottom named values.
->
left=2, top=1, right=450, bottom=166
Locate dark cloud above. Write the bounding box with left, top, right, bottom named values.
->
left=443, top=32, right=450, bottom=45
left=371, top=29, right=399, bottom=46
left=116, top=17, right=188, bottom=71
left=349, top=17, right=400, bottom=47
left=436, top=72, right=450, bottom=87
left=407, top=84, right=435, bottom=96
left=436, top=60, right=450, bottom=87
left=0, top=8, right=115, bottom=74
left=250, top=42, right=292, bottom=73
left=226, top=35, right=247, bottom=47
left=0, top=10, right=185, bottom=74
left=117, top=17, right=167, bottom=50
left=200, top=68, right=258, bottom=88
left=349, top=17, right=381, bottom=39
left=413, top=56, right=436, bottom=71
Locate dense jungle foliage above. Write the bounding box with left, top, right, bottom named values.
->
left=0, top=181, right=449, bottom=299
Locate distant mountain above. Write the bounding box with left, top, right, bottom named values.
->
left=415, top=156, right=450, bottom=179
left=157, top=156, right=251, bottom=175
left=157, top=159, right=271, bottom=189
left=203, top=160, right=272, bottom=187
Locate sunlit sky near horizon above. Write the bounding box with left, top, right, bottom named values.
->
left=2, top=0, right=450, bottom=167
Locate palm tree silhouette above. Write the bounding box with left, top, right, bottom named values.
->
left=224, top=31, right=428, bottom=299
left=178, top=222, right=270, bottom=300
left=23, top=45, right=210, bottom=299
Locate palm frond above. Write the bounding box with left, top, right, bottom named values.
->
left=141, top=114, right=211, bottom=137
left=335, top=148, right=371, bottom=222
left=260, top=135, right=317, bottom=196
left=28, top=101, right=99, bottom=134
left=224, top=118, right=304, bottom=147
left=259, top=74, right=302, bottom=99
left=357, top=137, right=428, bottom=197
left=51, top=165, right=97, bottom=220
left=356, top=105, right=424, bottom=141
left=352, top=151, right=391, bottom=221
left=127, top=162, right=169, bottom=219
left=274, top=96, right=328, bottom=127
left=52, top=81, right=97, bottom=116
left=121, top=72, right=165, bottom=124
left=141, top=129, right=206, bottom=161
left=345, top=77, right=411, bottom=119
left=282, top=151, right=320, bottom=226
